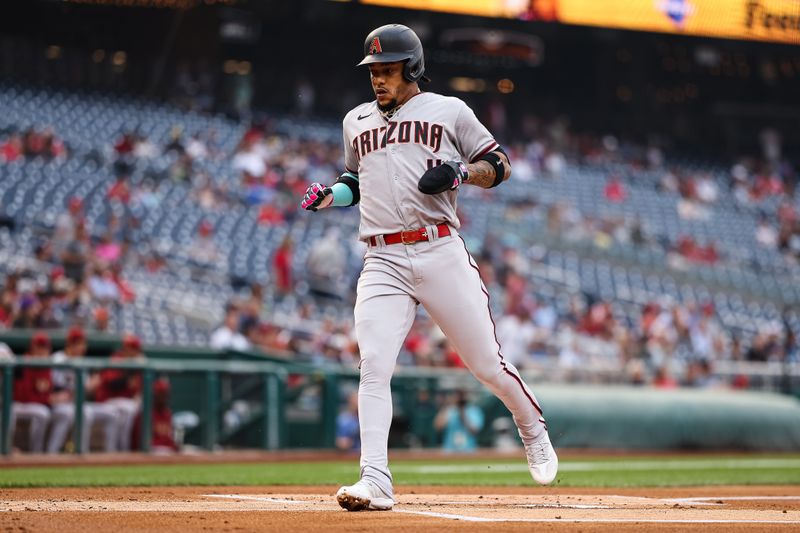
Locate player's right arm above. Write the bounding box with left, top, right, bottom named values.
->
left=300, top=171, right=360, bottom=212
left=301, top=113, right=360, bottom=212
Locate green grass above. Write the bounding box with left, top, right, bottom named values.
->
left=1, top=455, right=799, bottom=488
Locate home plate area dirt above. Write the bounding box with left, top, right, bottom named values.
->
left=1, top=486, right=799, bottom=532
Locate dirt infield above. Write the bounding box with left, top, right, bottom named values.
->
left=2, top=485, right=799, bottom=532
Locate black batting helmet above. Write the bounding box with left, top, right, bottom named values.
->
left=357, top=24, right=429, bottom=83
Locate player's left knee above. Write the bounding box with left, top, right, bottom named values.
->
left=359, top=354, right=394, bottom=385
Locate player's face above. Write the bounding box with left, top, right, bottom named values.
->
left=368, top=62, right=409, bottom=111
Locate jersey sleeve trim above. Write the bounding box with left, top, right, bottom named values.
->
left=469, top=141, right=500, bottom=164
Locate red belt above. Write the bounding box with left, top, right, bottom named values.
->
left=368, top=223, right=451, bottom=246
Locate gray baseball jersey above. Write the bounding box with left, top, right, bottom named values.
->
left=342, top=92, right=499, bottom=240
left=339, top=92, right=551, bottom=498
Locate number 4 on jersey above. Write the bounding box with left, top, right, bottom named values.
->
left=426, top=158, right=443, bottom=169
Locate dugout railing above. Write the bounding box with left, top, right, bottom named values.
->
left=2, top=330, right=800, bottom=454
left=3, top=356, right=800, bottom=454
left=0, top=354, right=458, bottom=455
left=0, top=357, right=289, bottom=455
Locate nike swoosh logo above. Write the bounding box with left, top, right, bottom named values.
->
left=357, top=113, right=372, bottom=120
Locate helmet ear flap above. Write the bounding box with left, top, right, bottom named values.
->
left=402, top=60, right=415, bottom=82
left=403, top=58, right=423, bottom=83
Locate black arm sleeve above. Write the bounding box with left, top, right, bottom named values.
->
left=479, top=146, right=508, bottom=188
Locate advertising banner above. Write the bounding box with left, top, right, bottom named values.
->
left=360, top=0, right=800, bottom=44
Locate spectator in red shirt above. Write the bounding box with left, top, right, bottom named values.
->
left=653, top=365, right=679, bottom=389
left=22, top=128, right=45, bottom=158
left=0, top=133, right=23, bottom=163
left=0, top=303, right=9, bottom=328
left=698, top=243, right=719, bottom=264
left=111, top=263, right=136, bottom=304
left=0, top=272, right=19, bottom=328
left=11, top=332, right=55, bottom=452
left=114, top=132, right=136, bottom=156
left=107, top=175, right=132, bottom=205
left=443, top=340, right=466, bottom=369
left=404, top=324, right=433, bottom=366
left=92, top=306, right=110, bottom=333
left=640, top=302, right=661, bottom=339
left=272, top=236, right=293, bottom=296
left=579, top=302, right=614, bottom=340
left=677, top=235, right=702, bottom=262
left=778, top=200, right=797, bottom=226
left=257, top=203, right=285, bottom=225
left=604, top=175, right=627, bottom=203
left=41, top=127, right=66, bottom=160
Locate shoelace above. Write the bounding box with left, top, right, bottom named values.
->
left=526, top=441, right=550, bottom=466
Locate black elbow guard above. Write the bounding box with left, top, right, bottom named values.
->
left=335, top=172, right=360, bottom=206
left=478, top=147, right=508, bottom=188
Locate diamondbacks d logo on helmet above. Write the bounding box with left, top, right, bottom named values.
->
left=368, top=37, right=382, bottom=55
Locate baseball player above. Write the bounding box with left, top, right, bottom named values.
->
left=50, top=326, right=121, bottom=452
left=93, top=333, right=144, bottom=451
left=301, top=24, right=558, bottom=512
left=10, top=332, right=55, bottom=453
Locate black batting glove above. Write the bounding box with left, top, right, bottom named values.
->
left=417, top=160, right=468, bottom=195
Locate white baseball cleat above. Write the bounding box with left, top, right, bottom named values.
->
left=335, top=479, right=394, bottom=511
left=525, top=432, right=559, bottom=485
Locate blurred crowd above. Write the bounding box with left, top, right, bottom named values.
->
left=502, top=115, right=799, bottom=266
left=0, top=127, right=67, bottom=163
left=0, top=117, right=330, bottom=331
left=0, top=194, right=133, bottom=332
left=107, top=121, right=342, bottom=231
left=1, top=106, right=798, bottom=396
left=210, top=252, right=797, bottom=392
left=203, top=115, right=798, bottom=391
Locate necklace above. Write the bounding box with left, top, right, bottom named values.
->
left=379, top=90, right=421, bottom=120
left=380, top=105, right=402, bottom=120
